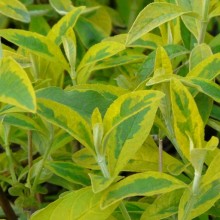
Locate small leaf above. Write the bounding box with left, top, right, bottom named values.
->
left=0, top=0, right=30, bottom=23
left=47, top=6, right=85, bottom=45
left=0, top=57, right=36, bottom=112
left=101, top=172, right=187, bottom=208
left=31, top=187, right=118, bottom=220
left=170, top=79, right=204, bottom=160
left=45, top=161, right=90, bottom=186
left=126, top=3, right=188, bottom=45
left=76, top=41, right=125, bottom=84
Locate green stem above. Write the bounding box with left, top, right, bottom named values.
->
left=31, top=129, right=54, bottom=195
left=4, top=125, right=17, bottom=183
left=198, top=0, right=210, bottom=44
left=97, top=156, right=131, bottom=220
left=27, top=129, right=33, bottom=169
left=158, top=137, right=163, bottom=172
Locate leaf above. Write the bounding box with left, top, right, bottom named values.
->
left=76, top=41, right=125, bottom=84
left=49, top=0, right=73, bottom=15
left=103, top=90, right=164, bottom=177
left=45, top=161, right=90, bottom=186
left=187, top=53, right=220, bottom=79
left=170, top=79, right=204, bottom=160
left=189, top=43, right=213, bottom=70
left=36, top=85, right=126, bottom=121
left=182, top=77, right=220, bottom=103
left=0, top=0, right=30, bottom=23
left=37, top=98, right=94, bottom=153
left=30, top=187, right=118, bottom=220
left=0, top=57, right=36, bottom=112
left=126, top=3, right=188, bottom=45
left=141, top=189, right=184, bottom=220
left=0, top=29, right=69, bottom=70
left=101, top=171, right=187, bottom=208
left=1, top=113, right=42, bottom=131
left=47, top=6, right=85, bottom=45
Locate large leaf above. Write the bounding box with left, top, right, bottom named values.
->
left=101, top=172, right=187, bottom=208
left=45, top=161, right=90, bottom=186
left=36, top=85, right=127, bottom=121
left=0, top=29, right=69, bottom=70
left=76, top=41, right=125, bottom=84
left=0, top=0, right=30, bottom=23
left=126, top=3, right=188, bottom=45
left=170, top=79, right=204, bottom=160
left=31, top=187, right=118, bottom=220
left=0, top=57, right=36, bottom=112
left=37, top=98, right=94, bottom=153
left=47, top=6, right=85, bottom=45
left=103, top=90, right=164, bottom=177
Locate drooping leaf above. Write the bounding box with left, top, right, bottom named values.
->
left=0, top=0, right=30, bottom=23
left=31, top=187, right=118, bottom=220
left=126, top=3, right=188, bottom=45
left=0, top=57, right=36, bottom=112
left=0, top=29, right=69, bottom=70
left=45, top=161, right=90, bottom=186
left=101, top=171, right=187, bottom=208
left=103, top=90, right=164, bottom=177
left=170, top=79, right=204, bottom=160
left=47, top=6, right=85, bottom=45
left=76, top=41, right=125, bottom=84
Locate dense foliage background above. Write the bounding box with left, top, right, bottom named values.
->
left=1, top=0, right=220, bottom=219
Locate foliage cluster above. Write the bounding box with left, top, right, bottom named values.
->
left=1, top=0, right=220, bottom=219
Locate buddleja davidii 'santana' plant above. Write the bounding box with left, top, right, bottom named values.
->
left=0, top=0, right=220, bottom=219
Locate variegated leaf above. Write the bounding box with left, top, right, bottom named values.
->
left=31, top=187, right=118, bottom=220
left=0, top=29, right=69, bottom=70
left=0, top=57, right=36, bottom=112
left=101, top=172, right=187, bottom=208
left=0, top=0, right=30, bottom=23
left=170, top=79, right=204, bottom=160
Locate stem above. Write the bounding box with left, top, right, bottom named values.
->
left=31, top=129, right=54, bottom=195
left=97, top=156, right=131, bottom=220
left=158, top=138, right=163, bottom=172
left=198, top=0, right=210, bottom=44
left=27, top=129, right=33, bottom=169
left=4, top=125, right=17, bottom=183
left=0, top=186, right=17, bottom=220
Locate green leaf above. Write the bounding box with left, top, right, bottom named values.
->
left=103, top=90, right=164, bottom=177
left=0, top=29, right=69, bottom=70
left=76, top=41, right=125, bottom=84
left=37, top=98, right=94, bottom=153
left=30, top=187, right=118, bottom=220
left=126, top=3, right=188, bottom=45
left=141, top=189, right=184, bottom=220
left=45, top=161, right=90, bottom=186
left=189, top=43, right=213, bottom=70
left=0, top=0, right=30, bottom=23
left=187, top=53, right=220, bottom=79
left=36, top=85, right=126, bottom=121
left=49, top=0, right=73, bottom=15
left=2, top=113, right=42, bottom=131
left=47, top=6, right=85, bottom=45
left=0, top=57, right=36, bottom=112
left=101, top=172, right=187, bottom=208
left=170, top=79, right=204, bottom=160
